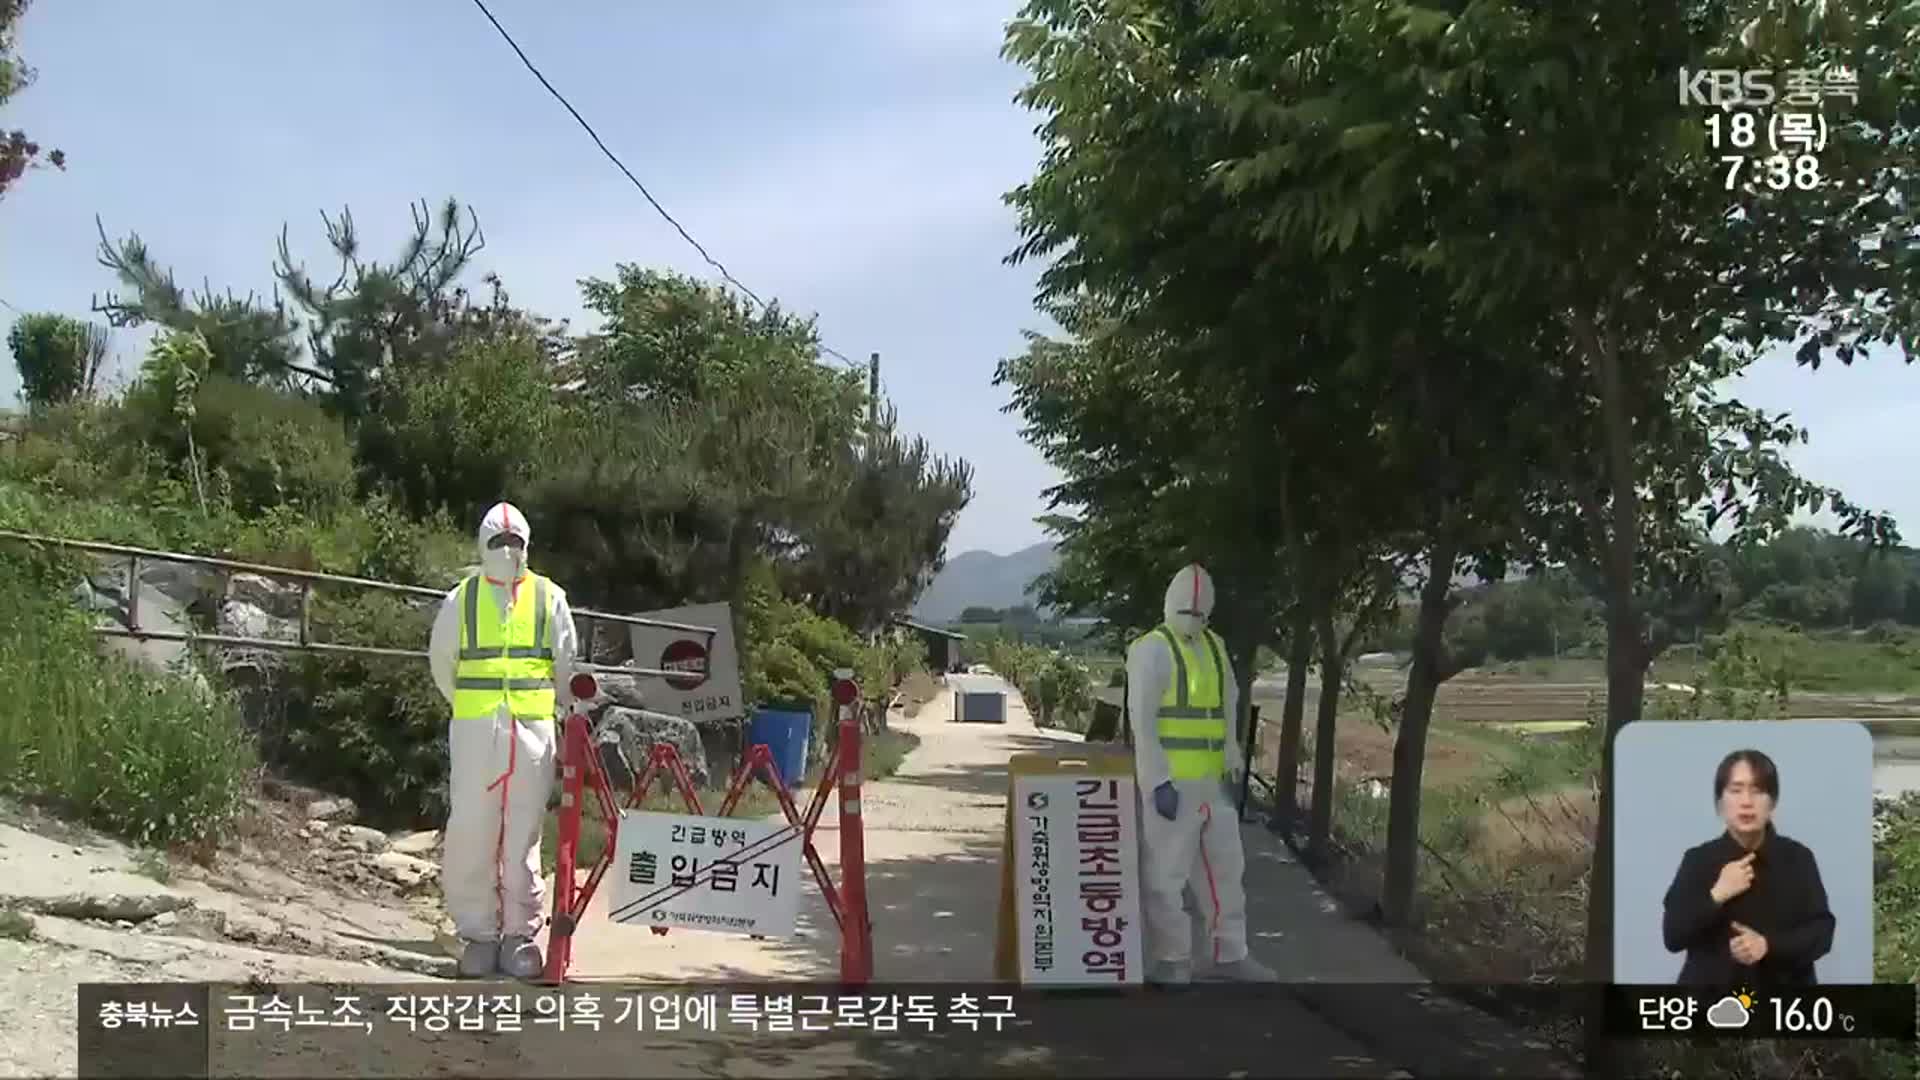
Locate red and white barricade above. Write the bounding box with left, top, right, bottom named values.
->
left=543, top=669, right=873, bottom=985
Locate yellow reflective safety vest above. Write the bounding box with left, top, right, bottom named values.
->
left=451, top=573, right=557, bottom=723
left=1135, top=624, right=1229, bottom=781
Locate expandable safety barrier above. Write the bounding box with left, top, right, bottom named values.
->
left=543, top=671, right=874, bottom=984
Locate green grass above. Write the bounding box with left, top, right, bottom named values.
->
left=1376, top=622, right=1920, bottom=698
left=1770, top=630, right=1920, bottom=694
left=543, top=727, right=921, bottom=877
left=1471, top=724, right=1603, bottom=798
left=1651, top=622, right=1920, bottom=696
left=0, top=555, right=256, bottom=849
left=1306, top=718, right=1592, bottom=884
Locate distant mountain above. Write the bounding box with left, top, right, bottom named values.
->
left=911, top=542, right=1059, bottom=624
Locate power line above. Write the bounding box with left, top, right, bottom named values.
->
left=468, top=0, right=860, bottom=370
left=0, top=296, right=20, bottom=315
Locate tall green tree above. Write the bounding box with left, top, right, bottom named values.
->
left=274, top=198, right=513, bottom=420
left=543, top=268, right=853, bottom=608
left=7, top=313, right=106, bottom=407
left=529, top=267, right=972, bottom=628
left=573, top=266, right=838, bottom=418
left=997, top=0, right=1561, bottom=886
left=93, top=219, right=307, bottom=388
left=997, top=298, right=1307, bottom=792
left=93, top=199, right=534, bottom=416
left=780, top=402, right=974, bottom=633
left=356, top=313, right=565, bottom=520
left=568, top=265, right=973, bottom=630
left=997, top=0, right=1409, bottom=804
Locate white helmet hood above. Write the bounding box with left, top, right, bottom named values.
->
left=1163, top=563, right=1214, bottom=639
left=477, top=501, right=531, bottom=582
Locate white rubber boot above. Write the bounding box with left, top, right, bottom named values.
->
left=1211, top=955, right=1280, bottom=982
left=1146, top=960, right=1192, bottom=986
left=500, top=935, right=544, bottom=980
left=457, top=939, right=497, bottom=979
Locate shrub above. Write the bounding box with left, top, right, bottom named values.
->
left=1028, top=652, right=1095, bottom=732
left=1876, top=793, right=1920, bottom=982
left=281, top=591, right=450, bottom=828
left=860, top=634, right=926, bottom=702
left=0, top=480, right=167, bottom=550
left=745, top=637, right=828, bottom=709
left=984, top=638, right=1095, bottom=731
left=226, top=496, right=469, bottom=584
left=0, top=400, right=244, bottom=551
left=0, top=400, right=147, bottom=496
left=734, top=559, right=922, bottom=740
left=127, top=374, right=355, bottom=516
left=739, top=561, right=847, bottom=709
left=0, top=553, right=254, bottom=847
left=784, top=610, right=863, bottom=681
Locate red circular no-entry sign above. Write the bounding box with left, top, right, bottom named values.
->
left=659, top=638, right=710, bottom=691
left=831, top=677, right=858, bottom=707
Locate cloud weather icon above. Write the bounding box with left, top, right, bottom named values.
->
left=1707, top=995, right=1752, bottom=1029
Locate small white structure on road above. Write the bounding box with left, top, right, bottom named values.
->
left=950, top=674, right=1009, bottom=723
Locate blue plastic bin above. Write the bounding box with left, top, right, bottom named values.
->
left=747, top=704, right=813, bottom=789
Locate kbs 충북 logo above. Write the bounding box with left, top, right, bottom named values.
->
left=1677, top=67, right=1859, bottom=109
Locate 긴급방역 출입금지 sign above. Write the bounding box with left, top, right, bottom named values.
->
left=1009, top=761, right=1145, bottom=986
left=607, top=811, right=804, bottom=938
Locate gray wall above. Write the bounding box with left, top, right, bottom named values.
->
left=1613, top=720, right=1874, bottom=984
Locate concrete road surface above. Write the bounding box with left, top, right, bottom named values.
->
left=534, top=678, right=1577, bottom=1078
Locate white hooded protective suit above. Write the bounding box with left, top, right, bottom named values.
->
left=428, top=502, right=577, bottom=974
left=1126, top=564, right=1273, bottom=982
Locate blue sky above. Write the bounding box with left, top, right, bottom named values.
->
left=2, top=2, right=1914, bottom=557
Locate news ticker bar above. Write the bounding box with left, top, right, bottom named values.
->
left=75, top=981, right=1916, bottom=1079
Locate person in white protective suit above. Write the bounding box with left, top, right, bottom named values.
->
left=428, top=502, right=578, bottom=979
left=1126, top=564, right=1279, bottom=984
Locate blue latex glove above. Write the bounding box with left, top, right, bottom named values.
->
left=1153, top=781, right=1179, bottom=821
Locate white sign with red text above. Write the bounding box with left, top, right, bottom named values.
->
left=1011, top=772, right=1144, bottom=985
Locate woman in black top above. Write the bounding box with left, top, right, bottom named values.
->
left=1661, top=748, right=1835, bottom=988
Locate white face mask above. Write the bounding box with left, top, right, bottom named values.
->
left=1166, top=610, right=1208, bottom=638
left=482, top=545, right=526, bottom=582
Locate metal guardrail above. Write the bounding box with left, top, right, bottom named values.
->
left=0, top=528, right=717, bottom=680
